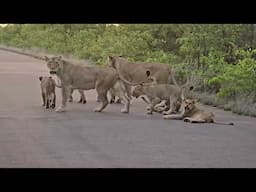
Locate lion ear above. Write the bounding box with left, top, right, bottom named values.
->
left=146, top=70, right=151, bottom=77
left=57, top=55, right=62, bottom=60
left=193, top=98, right=199, bottom=103
left=189, top=86, right=194, bottom=91
left=39, top=76, right=43, bottom=81
left=192, top=99, right=197, bottom=104
left=44, top=56, right=49, bottom=61
left=109, top=55, right=114, bottom=60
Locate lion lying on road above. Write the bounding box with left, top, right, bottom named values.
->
left=163, top=98, right=234, bottom=125
left=39, top=76, right=56, bottom=109
left=44, top=56, right=130, bottom=113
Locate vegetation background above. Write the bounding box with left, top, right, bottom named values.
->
left=0, top=24, right=255, bottom=116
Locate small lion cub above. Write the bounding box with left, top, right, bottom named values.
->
left=39, top=76, right=56, bottom=109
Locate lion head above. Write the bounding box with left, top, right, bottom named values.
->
left=179, top=98, right=197, bottom=115
left=44, top=56, right=64, bottom=75
left=108, top=55, right=128, bottom=69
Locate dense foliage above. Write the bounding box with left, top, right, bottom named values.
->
left=0, top=24, right=255, bottom=115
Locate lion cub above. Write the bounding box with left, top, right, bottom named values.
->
left=163, top=98, right=234, bottom=125
left=39, top=76, right=56, bottom=109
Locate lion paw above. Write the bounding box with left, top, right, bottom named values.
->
left=55, top=107, right=66, bottom=113
left=146, top=111, right=153, bottom=115
left=68, top=98, right=73, bottom=102
left=121, top=108, right=129, bottom=113
left=183, top=118, right=190, bottom=122
left=96, top=98, right=101, bottom=102
left=162, top=111, right=169, bottom=115
left=116, top=99, right=122, bottom=104
left=94, top=108, right=102, bottom=112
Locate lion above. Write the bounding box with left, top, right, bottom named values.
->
left=131, top=70, right=194, bottom=115
left=132, top=83, right=188, bottom=115
left=163, top=98, right=234, bottom=125
left=39, top=76, right=56, bottom=109
left=44, top=56, right=131, bottom=113
left=108, top=55, right=177, bottom=103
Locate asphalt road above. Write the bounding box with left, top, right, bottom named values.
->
left=0, top=49, right=256, bottom=168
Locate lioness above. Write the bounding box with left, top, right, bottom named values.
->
left=39, top=76, right=56, bottom=109
left=108, top=56, right=177, bottom=103
left=44, top=56, right=130, bottom=113
left=163, top=98, right=234, bottom=125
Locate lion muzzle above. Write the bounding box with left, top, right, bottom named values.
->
left=49, top=71, right=57, bottom=74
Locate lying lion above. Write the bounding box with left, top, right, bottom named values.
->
left=39, top=76, right=56, bottom=109
left=163, top=98, right=234, bottom=125
left=44, top=56, right=131, bottom=113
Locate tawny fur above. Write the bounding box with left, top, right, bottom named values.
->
left=108, top=56, right=177, bottom=103
left=44, top=56, right=130, bottom=113
left=39, top=76, right=56, bottom=109
left=163, top=98, right=234, bottom=125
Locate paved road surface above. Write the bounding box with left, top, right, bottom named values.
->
left=0, top=49, right=256, bottom=168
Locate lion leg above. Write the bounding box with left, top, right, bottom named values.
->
left=163, top=97, right=176, bottom=115
left=52, top=93, right=56, bottom=109
left=68, top=88, right=74, bottom=102
left=109, top=88, right=122, bottom=104
left=96, top=95, right=101, bottom=102
left=109, top=88, right=116, bottom=104
left=94, top=89, right=108, bottom=112
left=115, top=98, right=122, bottom=104
left=46, top=98, right=49, bottom=109
left=110, top=97, right=115, bottom=104
left=153, top=100, right=167, bottom=112
left=141, top=96, right=150, bottom=104
left=184, top=118, right=206, bottom=123
left=56, top=86, right=71, bottom=112
left=125, top=84, right=132, bottom=100
left=147, top=98, right=161, bottom=115
left=163, top=113, right=184, bottom=120
left=114, top=89, right=130, bottom=113
left=41, top=92, right=46, bottom=106
left=78, top=90, right=86, bottom=104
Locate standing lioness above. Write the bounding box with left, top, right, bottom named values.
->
left=39, top=76, right=56, bottom=109
left=108, top=56, right=177, bottom=103
left=44, top=56, right=130, bottom=113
